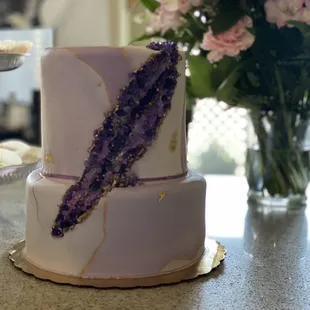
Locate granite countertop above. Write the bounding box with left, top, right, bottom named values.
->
left=1, top=176, right=310, bottom=310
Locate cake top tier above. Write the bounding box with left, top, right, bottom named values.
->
left=40, top=42, right=186, bottom=237
left=41, top=42, right=186, bottom=182
left=41, top=41, right=186, bottom=176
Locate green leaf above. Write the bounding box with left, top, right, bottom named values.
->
left=203, top=0, right=215, bottom=4
left=140, top=0, right=160, bottom=12
left=187, top=55, right=215, bottom=98
left=211, top=6, right=244, bottom=35
left=215, top=65, right=243, bottom=103
left=303, top=33, right=310, bottom=52
left=246, top=72, right=260, bottom=87
left=292, top=68, right=310, bottom=105
left=162, top=29, right=178, bottom=41
left=210, top=56, right=238, bottom=90
left=185, top=93, right=196, bottom=109
left=287, top=21, right=310, bottom=35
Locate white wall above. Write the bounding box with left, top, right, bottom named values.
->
left=0, top=1, right=137, bottom=103
left=40, top=0, right=132, bottom=47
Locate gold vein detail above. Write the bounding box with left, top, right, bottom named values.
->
left=43, top=153, right=53, bottom=174
left=158, top=192, right=166, bottom=203
left=79, top=198, right=108, bottom=277
left=44, top=153, right=53, bottom=163
left=66, top=48, right=113, bottom=106
left=169, top=131, right=178, bottom=152
left=180, top=104, right=187, bottom=173
left=120, top=47, right=131, bottom=63
left=32, top=174, right=43, bottom=229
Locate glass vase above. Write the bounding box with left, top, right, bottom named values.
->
left=246, top=109, right=310, bottom=208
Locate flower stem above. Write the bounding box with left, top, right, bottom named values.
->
left=247, top=109, right=310, bottom=199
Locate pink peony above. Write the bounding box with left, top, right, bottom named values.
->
left=157, top=10, right=183, bottom=34
left=146, top=13, right=162, bottom=34
left=158, top=0, right=179, bottom=12
left=152, top=0, right=202, bottom=34
left=201, top=16, right=255, bottom=63
left=159, top=0, right=203, bottom=14
left=160, top=11, right=183, bottom=34
left=264, top=0, right=307, bottom=27
left=155, top=1, right=184, bottom=34
left=179, top=0, right=203, bottom=14
left=302, top=0, right=310, bottom=23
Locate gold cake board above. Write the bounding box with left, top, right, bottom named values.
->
left=9, top=239, right=226, bottom=288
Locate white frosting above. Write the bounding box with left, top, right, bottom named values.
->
left=25, top=170, right=206, bottom=278
left=25, top=45, right=205, bottom=280
left=40, top=46, right=187, bottom=179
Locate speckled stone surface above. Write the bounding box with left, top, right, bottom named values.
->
left=1, top=176, right=310, bottom=310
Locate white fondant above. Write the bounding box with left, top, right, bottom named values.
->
left=25, top=45, right=205, bottom=280
left=41, top=48, right=111, bottom=177
left=25, top=172, right=105, bottom=276
left=25, top=170, right=206, bottom=278
left=160, top=246, right=205, bottom=273
left=123, top=46, right=186, bottom=178
left=40, top=46, right=187, bottom=179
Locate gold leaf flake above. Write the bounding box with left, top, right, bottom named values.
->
left=44, top=153, right=53, bottom=163
left=158, top=192, right=166, bottom=203
left=169, top=132, right=178, bottom=152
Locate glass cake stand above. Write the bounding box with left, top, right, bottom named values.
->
left=0, top=53, right=40, bottom=185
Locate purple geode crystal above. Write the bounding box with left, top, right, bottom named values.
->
left=51, top=41, right=181, bottom=238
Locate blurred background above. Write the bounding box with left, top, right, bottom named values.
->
left=0, top=0, right=247, bottom=176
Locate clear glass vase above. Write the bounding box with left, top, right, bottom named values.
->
left=246, top=109, right=310, bottom=208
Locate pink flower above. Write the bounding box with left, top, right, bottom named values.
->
left=155, top=2, right=184, bottom=34
left=159, top=0, right=203, bottom=14
left=201, top=16, right=255, bottom=63
left=158, top=9, right=183, bottom=34
left=146, top=13, right=162, bottom=34
left=190, top=0, right=203, bottom=5
left=179, top=0, right=203, bottom=14
left=151, top=0, right=202, bottom=34
left=264, top=0, right=305, bottom=27
left=302, top=0, right=310, bottom=23
left=159, top=0, right=179, bottom=12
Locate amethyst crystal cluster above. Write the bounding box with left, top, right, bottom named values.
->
left=51, top=41, right=181, bottom=238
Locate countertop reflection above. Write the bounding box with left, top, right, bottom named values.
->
left=1, top=176, right=310, bottom=310
left=206, top=175, right=310, bottom=310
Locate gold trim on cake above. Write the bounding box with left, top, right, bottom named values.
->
left=169, top=131, right=178, bottom=152
left=43, top=153, right=53, bottom=175
left=120, top=47, right=131, bottom=63
left=67, top=48, right=113, bottom=106
left=44, top=154, right=53, bottom=163
left=180, top=104, right=187, bottom=173
left=158, top=192, right=166, bottom=203
left=79, top=198, right=108, bottom=276
left=32, top=174, right=43, bottom=229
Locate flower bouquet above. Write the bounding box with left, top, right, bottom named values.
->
left=137, top=0, right=310, bottom=206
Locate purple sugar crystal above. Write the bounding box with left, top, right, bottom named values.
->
left=51, top=41, right=181, bottom=237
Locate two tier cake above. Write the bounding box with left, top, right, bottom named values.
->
left=20, top=41, right=209, bottom=286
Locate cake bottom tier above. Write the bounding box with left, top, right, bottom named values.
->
left=25, top=170, right=206, bottom=279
